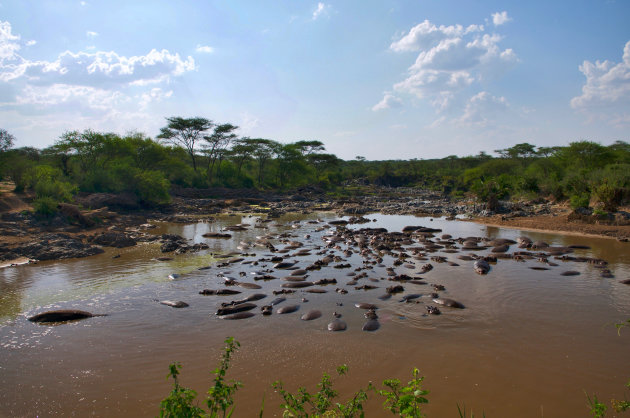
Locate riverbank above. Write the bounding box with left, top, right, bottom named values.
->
left=472, top=206, right=630, bottom=241
left=1, top=185, right=629, bottom=262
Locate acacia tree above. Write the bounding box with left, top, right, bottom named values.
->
left=157, top=117, right=214, bottom=172
left=202, top=123, right=238, bottom=182
left=0, top=129, right=15, bottom=152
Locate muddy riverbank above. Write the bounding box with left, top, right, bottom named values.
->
left=1, top=186, right=629, bottom=264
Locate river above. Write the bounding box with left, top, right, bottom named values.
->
left=1, top=213, right=629, bottom=417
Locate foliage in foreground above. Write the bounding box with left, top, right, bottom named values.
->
left=159, top=337, right=429, bottom=418
left=161, top=331, right=630, bottom=417
left=585, top=319, right=630, bottom=417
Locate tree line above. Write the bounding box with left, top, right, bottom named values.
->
left=0, top=118, right=628, bottom=215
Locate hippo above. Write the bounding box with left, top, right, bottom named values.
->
left=355, top=303, right=378, bottom=310
left=432, top=298, right=465, bottom=309
left=301, top=310, right=322, bottom=320
left=277, top=305, right=300, bottom=314
left=236, top=282, right=262, bottom=289
left=160, top=300, right=189, bottom=308
left=426, top=306, right=441, bottom=315
left=561, top=271, right=581, bottom=276
left=216, top=303, right=257, bottom=316
left=274, top=261, right=297, bottom=269
left=270, top=297, right=286, bottom=306
left=364, top=309, right=378, bottom=320
left=362, top=319, right=380, bottom=331
left=28, top=309, right=105, bottom=323
left=328, top=319, right=347, bottom=331
left=199, top=289, right=242, bottom=296
left=222, top=312, right=255, bottom=320
left=474, top=259, right=491, bottom=275
left=306, top=288, right=328, bottom=293
left=281, top=282, right=314, bottom=288
left=400, top=294, right=422, bottom=303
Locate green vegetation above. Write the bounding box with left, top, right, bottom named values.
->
left=1, top=121, right=629, bottom=216
left=159, top=337, right=431, bottom=418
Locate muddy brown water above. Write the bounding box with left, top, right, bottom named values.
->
left=1, top=213, right=629, bottom=417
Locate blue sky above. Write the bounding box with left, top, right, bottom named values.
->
left=1, top=0, right=629, bottom=159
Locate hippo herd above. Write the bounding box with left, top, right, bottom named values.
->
left=27, top=215, right=625, bottom=330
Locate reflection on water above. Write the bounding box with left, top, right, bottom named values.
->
left=0, top=213, right=629, bottom=417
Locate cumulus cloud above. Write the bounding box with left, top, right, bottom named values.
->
left=195, top=44, right=214, bottom=54
left=0, top=20, right=195, bottom=127
left=312, top=2, right=328, bottom=20
left=372, top=92, right=403, bottom=111
left=492, top=11, right=511, bottom=26
left=86, top=31, right=98, bottom=38
left=457, top=91, right=509, bottom=127
left=374, top=15, right=517, bottom=123
left=26, top=40, right=36, bottom=46
left=1, top=20, right=21, bottom=60
left=570, top=40, right=630, bottom=125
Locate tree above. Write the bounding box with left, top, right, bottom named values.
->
left=495, top=143, right=537, bottom=159
left=294, top=140, right=325, bottom=156
left=0, top=129, right=15, bottom=152
left=202, top=123, right=238, bottom=182
left=157, top=117, right=214, bottom=171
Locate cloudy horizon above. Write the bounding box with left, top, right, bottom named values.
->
left=1, top=1, right=629, bottom=159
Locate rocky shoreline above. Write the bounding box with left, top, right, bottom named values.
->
left=1, top=186, right=628, bottom=263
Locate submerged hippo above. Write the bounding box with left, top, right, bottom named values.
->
left=432, top=297, right=465, bottom=309
left=362, top=319, right=380, bottom=332
left=222, top=312, right=255, bottom=320
left=277, top=304, right=300, bottom=314
left=301, top=310, right=322, bottom=320
left=474, top=259, right=491, bottom=275
left=327, top=319, right=347, bottom=331
left=28, top=309, right=105, bottom=323
left=160, top=300, right=189, bottom=308
left=216, top=302, right=257, bottom=316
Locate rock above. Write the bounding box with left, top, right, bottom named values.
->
left=90, top=232, right=137, bottom=248
left=15, top=233, right=104, bottom=261
left=58, top=203, right=95, bottom=227
left=76, top=192, right=140, bottom=210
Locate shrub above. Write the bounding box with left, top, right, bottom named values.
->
left=570, top=193, right=590, bottom=209
left=134, top=170, right=171, bottom=206
left=32, top=196, right=59, bottom=216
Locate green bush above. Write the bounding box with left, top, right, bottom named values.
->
left=134, top=170, right=171, bottom=206
left=570, top=193, right=590, bottom=209
left=32, top=196, right=59, bottom=216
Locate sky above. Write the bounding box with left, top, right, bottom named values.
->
left=1, top=0, right=629, bottom=160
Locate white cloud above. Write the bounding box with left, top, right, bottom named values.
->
left=375, top=16, right=517, bottom=122
left=3, top=49, right=195, bottom=86
left=372, top=92, right=403, bottom=111
left=195, top=44, right=214, bottom=54
left=492, top=11, right=512, bottom=26
left=80, top=1, right=87, bottom=5
left=16, top=83, right=127, bottom=110
left=457, top=91, right=509, bottom=127
left=312, top=2, right=328, bottom=20
left=138, top=87, right=173, bottom=110
left=86, top=31, right=98, bottom=38
left=0, top=19, right=194, bottom=130
left=0, top=20, right=21, bottom=60
left=239, top=112, right=260, bottom=134
left=26, top=40, right=36, bottom=47
left=390, top=20, right=483, bottom=52
left=570, top=40, right=630, bottom=125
